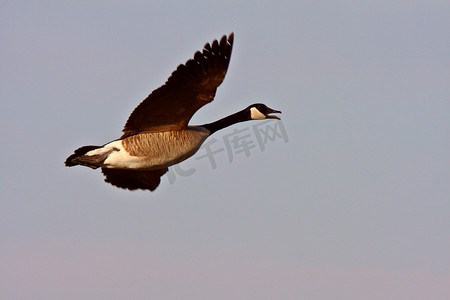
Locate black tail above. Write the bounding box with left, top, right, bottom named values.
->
left=65, top=145, right=102, bottom=168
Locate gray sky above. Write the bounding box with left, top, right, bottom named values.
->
left=1, top=1, right=449, bottom=299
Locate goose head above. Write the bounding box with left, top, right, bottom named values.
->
left=248, top=103, right=282, bottom=120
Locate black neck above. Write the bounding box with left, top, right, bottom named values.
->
left=200, top=109, right=250, bottom=134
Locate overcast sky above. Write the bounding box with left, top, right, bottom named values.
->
left=1, top=1, right=449, bottom=299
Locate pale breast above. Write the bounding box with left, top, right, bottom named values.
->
left=108, top=127, right=210, bottom=170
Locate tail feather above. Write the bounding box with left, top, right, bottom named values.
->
left=65, top=145, right=102, bottom=169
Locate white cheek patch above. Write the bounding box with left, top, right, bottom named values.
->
left=250, top=107, right=266, bottom=120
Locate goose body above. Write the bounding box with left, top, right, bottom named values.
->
left=85, top=127, right=210, bottom=170
left=65, top=33, right=281, bottom=191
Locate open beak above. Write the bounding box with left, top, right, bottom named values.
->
left=266, top=107, right=282, bottom=120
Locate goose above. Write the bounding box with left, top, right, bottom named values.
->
left=65, top=33, right=281, bottom=191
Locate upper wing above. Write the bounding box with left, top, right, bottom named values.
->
left=121, top=33, right=234, bottom=138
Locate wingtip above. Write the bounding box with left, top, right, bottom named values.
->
left=225, top=32, right=234, bottom=44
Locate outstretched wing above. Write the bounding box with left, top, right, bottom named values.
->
left=121, top=33, right=234, bottom=138
left=101, top=168, right=169, bottom=191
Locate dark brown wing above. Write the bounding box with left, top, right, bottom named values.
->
left=101, top=168, right=168, bottom=191
left=121, top=33, right=234, bottom=138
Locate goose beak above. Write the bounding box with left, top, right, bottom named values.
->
left=266, top=107, right=282, bottom=120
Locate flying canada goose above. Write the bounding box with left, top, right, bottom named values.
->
left=65, top=33, right=281, bottom=191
